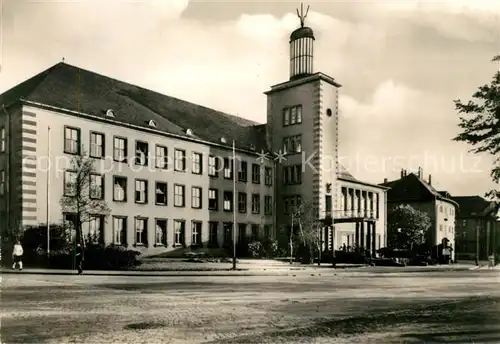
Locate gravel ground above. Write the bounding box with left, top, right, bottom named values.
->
left=1, top=270, right=499, bottom=343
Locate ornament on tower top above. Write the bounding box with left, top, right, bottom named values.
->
left=297, top=3, right=309, bottom=28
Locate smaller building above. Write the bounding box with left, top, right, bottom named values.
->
left=381, top=168, right=458, bottom=260
left=451, top=196, right=499, bottom=261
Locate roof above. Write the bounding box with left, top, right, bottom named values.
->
left=0, top=62, right=267, bottom=151
left=290, top=26, right=315, bottom=41
left=1, top=61, right=372, bottom=186
left=380, top=172, right=458, bottom=207
left=451, top=196, right=499, bottom=218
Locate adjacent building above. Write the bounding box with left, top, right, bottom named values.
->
left=452, top=196, right=499, bottom=261
left=0, top=14, right=387, bottom=256
left=381, top=169, right=458, bottom=260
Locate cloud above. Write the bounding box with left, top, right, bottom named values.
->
left=0, top=0, right=497, bottom=196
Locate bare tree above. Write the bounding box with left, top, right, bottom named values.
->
left=59, top=153, right=111, bottom=244
left=293, top=199, right=323, bottom=265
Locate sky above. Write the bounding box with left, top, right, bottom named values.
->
left=0, top=0, right=499, bottom=197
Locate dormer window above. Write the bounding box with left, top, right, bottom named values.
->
left=148, top=120, right=157, bottom=128
left=186, top=128, right=193, bottom=136
left=105, top=109, right=115, bottom=117
left=221, top=137, right=227, bottom=144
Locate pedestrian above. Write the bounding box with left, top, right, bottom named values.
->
left=488, top=254, right=495, bottom=269
left=75, top=243, right=84, bottom=275
left=12, top=240, right=24, bottom=271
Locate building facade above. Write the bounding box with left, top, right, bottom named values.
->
left=452, top=196, right=499, bottom=261
left=0, top=16, right=388, bottom=256
left=381, top=169, right=458, bottom=260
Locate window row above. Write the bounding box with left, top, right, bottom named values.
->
left=64, top=214, right=272, bottom=248
left=340, top=187, right=381, bottom=219
left=63, top=172, right=272, bottom=213
left=64, top=127, right=273, bottom=185
left=439, top=205, right=455, bottom=216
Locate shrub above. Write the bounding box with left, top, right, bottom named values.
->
left=248, top=241, right=263, bottom=258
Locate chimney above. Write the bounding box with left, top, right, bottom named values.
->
left=384, top=178, right=388, bottom=183
left=400, top=169, right=404, bottom=178
left=428, top=174, right=432, bottom=185
left=417, top=167, right=422, bottom=178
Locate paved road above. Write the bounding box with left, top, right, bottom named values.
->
left=2, top=270, right=499, bottom=343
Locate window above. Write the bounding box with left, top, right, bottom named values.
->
left=251, top=224, right=259, bottom=240
left=462, top=220, right=467, bottom=227
left=155, top=219, right=167, bottom=246
left=0, top=127, right=4, bottom=152
left=64, top=170, right=77, bottom=196
left=440, top=205, right=443, bottom=213
left=155, top=145, right=168, bottom=169
left=223, top=191, right=233, bottom=211
left=113, top=216, right=127, bottom=245
left=264, top=225, right=271, bottom=238
left=223, top=222, right=233, bottom=246
left=89, top=174, right=104, bottom=200
left=223, top=158, right=233, bottom=179
left=252, top=164, right=260, bottom=184
left=113, top=176, right=127, bottom=202
left=238, top=224, right=247, bottom=242
left=283, top=135, right=302, bottom=154
left=208, top=222, right=218, bottom=247
left=191, top=186, right=202, bottom=209
left=135, top=218, right=148, bottom=246
left=86, top=215, right=104, bottom=243
left=192, top=152, right=202, bottom=174
left=284, top=195, right=302, bottom=214
left=135, top=141, right=149, bottom=166
left=174, top=220, right=185, bottom=246
left=325, top=195, right=332, bottom=214
left=283, top=105, right=302, bottom=126
left=376, top=193, right=380, bottom=219
left=283, top=165, right=302, bottom=185
left=238, top=192, right=247, bottom=213
left=439, top=224, right=443, bottom=231
left=252, top=194, right=260, bottom=214
left=264, top=167, right=272, bottom=186
left=192, top=221, right=202, bottom=246
left=90, top=132, right=105, bottom=158
left=0, top=170, right=4, bottom=195
left=155, top=182, right=168, bottom=205
left=135, top=179, right=148, bottom=204
left=238, top=161, right=247, bottom=182
left=64, top=126, right=80, bottom=154
left=208, top=189, right=218, bottom=210
left=174, top=184, right=185, bottom=207
left=264, top=196, right=272, bottom=215
left=208, top=156, right=219, bottom=177
left=113, top=137, right=127, bottom=162
left=174, top=149, right=186, bottom=172
left=283, top=108, right=290, bottom=126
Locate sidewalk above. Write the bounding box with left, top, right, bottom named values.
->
left=0, top=263, right=479, bottom=277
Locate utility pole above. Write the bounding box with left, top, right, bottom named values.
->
left=47, top=126, right=51, bottom=257
left=290, top=212, right=294, bottom=264
left=232, top=141, right=237, bottom=270
left=475, top=222, right=480, bottom=266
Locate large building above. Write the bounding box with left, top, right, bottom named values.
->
left=0, top=14, right=387, bottom=256
left=452, top=196, right=499, bottom=261
left=381, top=169, right=458, bottom=260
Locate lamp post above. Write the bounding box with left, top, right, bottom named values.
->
left=475, top=222, right=480, bottom=266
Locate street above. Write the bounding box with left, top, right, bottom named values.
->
left=2, top=269, right=499, bottom=343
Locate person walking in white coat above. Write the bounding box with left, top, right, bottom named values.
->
left=12, top=240, right=24, bottom=271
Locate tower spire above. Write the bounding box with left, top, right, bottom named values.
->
left=296, top=3, right=310, bottom=28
